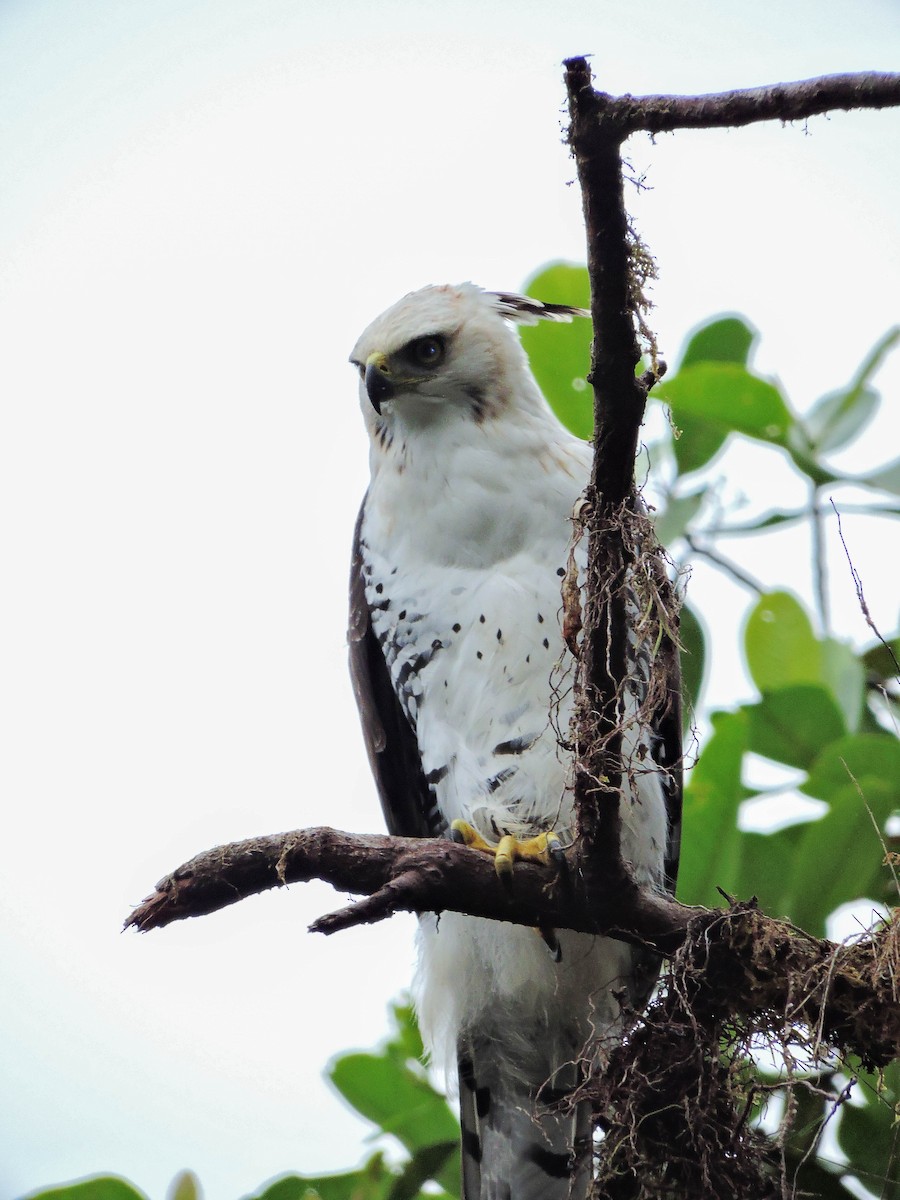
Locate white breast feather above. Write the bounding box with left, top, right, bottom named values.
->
left=353, top=285, right=670, bottom=1130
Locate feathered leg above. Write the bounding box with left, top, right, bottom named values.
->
left=457, top=1032, right=591, bottom=1200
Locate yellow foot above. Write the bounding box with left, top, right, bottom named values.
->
left=450, top=820, right=567, bottom=961
left=449, top=821, right=566, bottom=879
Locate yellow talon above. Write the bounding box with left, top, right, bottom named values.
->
left=450, top=819, right=495, bottom=854
left=495, top=834, right=518, bottom=877
left=450, top=822, right=566, bottom=878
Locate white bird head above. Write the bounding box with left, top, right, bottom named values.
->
left=349, top=283, right=587, bottom=434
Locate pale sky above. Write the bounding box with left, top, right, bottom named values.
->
left=1, top=2, right=899, bottom=1198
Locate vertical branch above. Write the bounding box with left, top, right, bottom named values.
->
left=810, top=485, right=831, bottom=635
left=565, top=59, right=658, bottom=872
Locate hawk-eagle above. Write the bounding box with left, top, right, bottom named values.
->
left=348, top=283, right=681, bottom=1200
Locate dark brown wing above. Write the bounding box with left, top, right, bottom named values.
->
left=348, top=501, right=438, bottom=839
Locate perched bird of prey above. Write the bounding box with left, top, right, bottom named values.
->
left=348, top=283, right=681, bottom=1200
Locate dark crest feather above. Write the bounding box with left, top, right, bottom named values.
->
left=489, top=291, right=589, bottom=326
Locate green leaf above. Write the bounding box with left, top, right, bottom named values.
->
left=837, top=1063, right=900, bottom=1200
left=811, top=327, right=900, bottom=456
left=678, top=710, right=749, bottom=905
left=744, top=684, right=846, bottom=770
left=386, top=1143, right=459, bottom=1200
left=658, top=364, right=794, bottom=444
left=253, top=1156, right=393, bottom=1200
left=784, top=734, right=900, bottom=932
left=519, top=263, right=593, bottom=439
left=383, top=1000, right=426, bottom=1067
left=744, top=592, right=822, bottom=693
left=862, top=636, right=900, bottom=682
left=678, top=602, right=706, bottom=724
left=19, top=1182, right=149, bottom=1200
left=805, top=384, right=880, bottom=454
left=652, top=489, right=705, bottom=545
left=167, top=1175, right=200, bottom=1200
left=861, top=456, right=900, bottom=495
left=667, top=407, right=728, bottom=476
left=731, top=824, right=810, bottom=917
left=802, top=733, right=900, bottom=806
left=821, top=638, right=865, bottom=732
left=328, top=1051, right=460, bottom=1196
left=709, top=507, right=808, bottom=535
left=679, top=315, right=756, bottom=368
left=655, top=362, right=795, bottom=475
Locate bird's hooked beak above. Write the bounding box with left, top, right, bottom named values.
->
left=365, top=352, right=395, bottom=414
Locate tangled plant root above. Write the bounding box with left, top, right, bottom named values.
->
left=589, top=903, right=900, bottom=1199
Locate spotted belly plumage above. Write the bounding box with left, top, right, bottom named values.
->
left=359, top=527, right=577, bottom=849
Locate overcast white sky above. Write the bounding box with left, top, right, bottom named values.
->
left=1, top=2, right=898, bottom=1198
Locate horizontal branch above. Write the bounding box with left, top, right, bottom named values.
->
left=125, top=826, right=900, bottom=1067
left=125, top=825, right=689, bottom=950
left=565, top=62, right=900, bottom=137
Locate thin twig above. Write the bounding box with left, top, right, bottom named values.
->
left=832, top=499, right=900, bottom=676
left=683, top=534, right=765, bottom=594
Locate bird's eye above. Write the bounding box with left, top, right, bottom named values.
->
left=406, top=335, right=446, bottom=369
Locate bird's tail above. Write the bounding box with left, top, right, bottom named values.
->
left=457, top=1035, right=591, bottom=1200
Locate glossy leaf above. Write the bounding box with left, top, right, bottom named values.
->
left=821, top=637, right=865, bottom=731
left=19, top=1182, right=149, bottom=1200
left=679, top=315, right=756, bottom=369
left=743, top=684, right=846, bottom=770
left=783, top=735, right=900, bottom=933
left=677, top=709, right=748, bottom=905
left=668, top=409, right=728, bottom=475
left=805, top=384, right=879, bottom=454
left=811, top=327, right=899, bottom=455
left=330, top=1054, right=459, bottom=1151
left=744, top=592, right=822, bottom=693
left=802, top=733, right=900, bottom=805
left=329, top=1051, right=460, bottom=1198
left=519, top=263, right=593, bottom=439
left=253, top=1156, right=392, bottom=1200
left=659, top=364, right=793, bottom=444
left=656, top=362, right=794, bottom=475
left=730, top=823, right=810, bottom=917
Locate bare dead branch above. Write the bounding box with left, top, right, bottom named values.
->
left=566, top=65, right=900, bottom=137
left=565, top=58, right=655, bottom=867
left=126, top=825, right=691, bottom=950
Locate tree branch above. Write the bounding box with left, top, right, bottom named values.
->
left=564, top=57, right=654, bottom=868
left=126, top=828, right=900, bottom=1067
left=561, top=53, right=900, bottom=879
left=126, top=826, right=690, bottom=950
left=571, top=69, right=900, bottom=136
